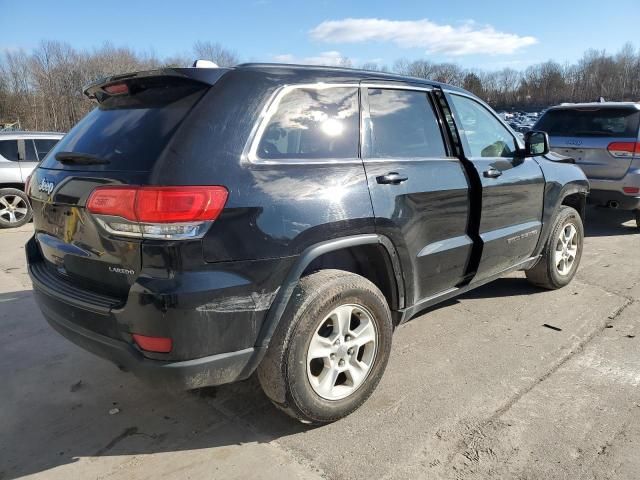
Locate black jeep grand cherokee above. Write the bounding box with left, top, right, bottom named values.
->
left=27, top=63, right=589, bottom=424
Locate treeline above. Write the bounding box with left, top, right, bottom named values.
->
left=1, top=40, right=639, bottom=132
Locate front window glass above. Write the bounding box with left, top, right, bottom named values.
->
left=257, top=87, right=359, bottom=160
left=450, top=95, right=516, bottom=158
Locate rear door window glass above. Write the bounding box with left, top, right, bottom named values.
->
left=367, top=88, right=446, bottom=158
left=24, top=139, right=37, bottom=161
left=34, top=139, right=60, bottom=161
left=0, top=140, right=19, bottom=161
left=535, top=108, right=640, bottom=137
left=257, top=87, right=359, bottom=160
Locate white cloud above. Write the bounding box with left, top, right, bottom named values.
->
left=273, top=51, right=352, bottom=66
left=310, top=18, right=537, bottom=56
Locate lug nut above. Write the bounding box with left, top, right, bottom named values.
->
left=347, top=348, right=354, bottom=355
left=330, top=353, right=336, bottom=359
left=338, top=359, right=345, bottom=367
left=345, top=335, right=351, bottom=341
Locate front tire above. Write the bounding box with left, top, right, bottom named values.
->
left=526, top=206, right=583, bottom=289
left=0, top=188, right=32, bottom=228
left=258, top=269, right=393, bottom=424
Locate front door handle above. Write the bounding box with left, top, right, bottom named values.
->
left=483, top=168, right=502, bottom=179
left=377, top=172, right=408, bottom=185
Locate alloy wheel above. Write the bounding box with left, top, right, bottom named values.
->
left=0, top=194, right=29, bottom=225
left=306, top=304, right=378, bottom=401
left=554, top=223, right=578, bottom=276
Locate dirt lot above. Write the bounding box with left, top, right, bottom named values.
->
left=1, top=206, right=639, bottom=480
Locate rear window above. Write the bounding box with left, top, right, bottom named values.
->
left=536, top=108, right=640, bottom=138
left=42, top=78, right=208, bottom=171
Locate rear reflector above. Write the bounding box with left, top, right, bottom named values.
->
left=623, top=186, right=640, bottom=195
left=132, top=334, right=172, bottom=353
left=87, top=186, right=228, bottom=223
left=607, top=142, right=640, bottom=158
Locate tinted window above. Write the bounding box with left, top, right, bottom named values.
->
left=367, top=89, right=446, bottom=158
left=0, top=140, right=19, bottom=161
left=24, top=139, right=37, bottom=162
left=34, top=139, right=60, bottom=161
left=42, top=81, right=207, bottom=171
left=535, top=108, right=640, bottom=138
left=257, top=87, right=359, bottom=160
left=450, top=94, right=516, bottom=158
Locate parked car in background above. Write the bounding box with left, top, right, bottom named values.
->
left=26, top=63, right=588, bottom=424
left=535, top=102, right=640, bottom=227
left=0, top=131, right=64, bottom=228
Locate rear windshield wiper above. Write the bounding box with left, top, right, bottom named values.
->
left=55, top=151, right=110, bottom=165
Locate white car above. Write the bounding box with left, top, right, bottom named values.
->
left=0, top=131, right=64, bottom=227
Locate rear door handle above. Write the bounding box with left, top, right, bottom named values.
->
left=376, top=172, right=408, bottom=185
left=483, top=168, right=502, bottom=179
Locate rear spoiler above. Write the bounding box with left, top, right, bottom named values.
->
left=83, top=67, right=231, bottom=102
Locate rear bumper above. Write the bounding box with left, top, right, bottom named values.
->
left=588, top=178, right=640, bottom=210
left=36, top=286, right=260, bottom=389
left=26, top=235, right=292, bottom=389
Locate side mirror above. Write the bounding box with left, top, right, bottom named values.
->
left=523, top=130, right=549, bottom=157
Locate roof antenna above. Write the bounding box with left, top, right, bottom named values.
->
left=599, top=96, right=606, bottom=103
left=192, top=59, right=219, bottom=68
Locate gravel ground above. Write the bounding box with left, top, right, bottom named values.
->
left=1, top=206, right=639, bottom=480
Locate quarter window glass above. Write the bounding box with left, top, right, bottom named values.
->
left=34, top=139, right=59, bottom=161
left=0, top=140, right=19, bottom=161
left=368, top=89, right=446, bottom=158
left=450, top=95, right=516, bottom=158
left=257, top=87, right=359, bottom=160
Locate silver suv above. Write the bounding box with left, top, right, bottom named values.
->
left=535, top=102, right=640, bottom=226
left=0, top=131, right=63, bottom=228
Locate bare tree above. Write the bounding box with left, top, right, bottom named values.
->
left=192, top=41, right=239, bottom=67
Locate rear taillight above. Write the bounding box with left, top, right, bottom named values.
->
left=623, top=186, right=640, bottom=195
left=87, top=185, right=228, bottom=240
left=607, top=142, right=640, bottom=158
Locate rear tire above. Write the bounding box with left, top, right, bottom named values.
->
left=258, top=269, right=393, bottom=424
left=634, top=209, right=640, bottom=229
left=526, top=206, right=583, bottom=289
left=0, top=188, right=32, bottom=228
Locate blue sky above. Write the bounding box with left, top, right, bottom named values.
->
left=1, top=0, right=639, bottom=70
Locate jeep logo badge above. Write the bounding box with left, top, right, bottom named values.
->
left=38, top=178, right=55, bottom=195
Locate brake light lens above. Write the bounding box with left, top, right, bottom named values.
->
left=132, top=334, right=172, bottom=353
left=86, top=185, right=228, bottom=239
left=103, top=83, right=129, bottom=95
left=607, top=142, right=640, bottom=158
